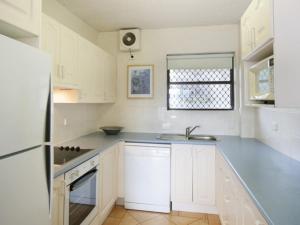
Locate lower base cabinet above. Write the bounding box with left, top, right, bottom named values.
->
left=171, top=144, right=216, bottom=213
left=51, top=175, right=65, bottom=225
left=216, top=151, right=268, bottom=225
left=90, top=144, right=119, bottom=225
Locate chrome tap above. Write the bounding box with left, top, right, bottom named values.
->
left=185, top=125, right=200, bottom=139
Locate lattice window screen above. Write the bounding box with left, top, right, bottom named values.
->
left=167, top=54, right=234, bottom=110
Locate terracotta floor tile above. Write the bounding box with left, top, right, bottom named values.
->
left=189, top=220, right=209, bottom=225
left=103, top=217, right=121, bottom=225
left=109, top=206, right=127, bottom=219
left=164, top=215, right=199, bottom=225
left=119, top=213, right=139, bottom=225
left=128, top=210, right=160, bottom=223
left=140, top=215, right=175, bottom=225
left=178, top=211, right=208, bottom=220
left=104, top=207, right=220, bottom=225
left=207, top=214, right=221, bottom=225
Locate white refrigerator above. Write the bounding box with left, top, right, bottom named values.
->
left=0, top=34, right=52, bottom=225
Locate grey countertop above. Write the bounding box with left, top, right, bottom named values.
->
left=54, top=132, right=300, bottom=225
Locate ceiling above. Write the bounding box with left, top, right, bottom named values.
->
left=58, top=0, right=252, bottom=32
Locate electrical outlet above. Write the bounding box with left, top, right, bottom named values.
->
left=271, top=121, right=279, bottom=132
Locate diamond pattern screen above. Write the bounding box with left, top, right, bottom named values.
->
left=168, top=68, right=234, bottom=110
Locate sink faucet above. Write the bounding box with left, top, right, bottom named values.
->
left=185, top=125, right=200, bottom=139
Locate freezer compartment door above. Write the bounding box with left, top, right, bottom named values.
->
left=0, top=146, right=50, bottom=225
left=0, top=34, right=51, bottom=157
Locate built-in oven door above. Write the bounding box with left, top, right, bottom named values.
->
left=65, top=168, right=99, bottom=225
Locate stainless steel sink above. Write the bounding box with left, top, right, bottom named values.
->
left=158, top=134, right=217, bottom=141
left=158, top=134, right=187, bottom=141
left=188, top=135, right=217, bottom=141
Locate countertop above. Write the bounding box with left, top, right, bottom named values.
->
left=54, top=132, right=300, bottom=225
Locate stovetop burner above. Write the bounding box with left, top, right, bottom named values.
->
left=54, top=146, right=93, bottom=165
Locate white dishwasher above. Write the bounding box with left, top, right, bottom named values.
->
left=124, top=143, right=171, bottom=213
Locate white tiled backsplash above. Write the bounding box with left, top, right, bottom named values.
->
left=53, top=104, right=102, bottom=144
left=255, top=107, right=300, bottom=161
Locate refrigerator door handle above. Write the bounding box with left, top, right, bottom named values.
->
left=45, top=81, right=52, bottom=143
left=45, top=144, right=53, bottom=217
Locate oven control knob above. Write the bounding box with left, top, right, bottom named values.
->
left=75, top=146, right=80, bottom=152
left=70, top=146, right=75, bottom=151
left=70, top=170, right=79, bottom=180
left=65, top=146, right=70, bottom=151
left=90, top=160, right=95, bottom=167
left=59, top=146, right=64, bottom=151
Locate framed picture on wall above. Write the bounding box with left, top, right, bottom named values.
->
left=127, top=65, right=154, bottom=98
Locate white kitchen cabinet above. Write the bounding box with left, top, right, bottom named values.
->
left=77, top=37, right=105, bottom=103
left=273, top=0, right=300, bottom=108
left=99, top=145, right=118, bottom=221
left=103, top=52, right=117, bottom=103
left=41, top=15, right=78, bottom=88
left=59, top=26, right=78, bottom=87
left=241, top=0, right=273, bottom=59
left=51, top=175, right=64, bottom=225
left=216, top=151, right=268, bottom=225
left=252, top=0, right=273, bottom=49
left=42, top=14, right=116, bottom=103
left=171, top=144, right=216, bottom=213
left=193, top=146, right=215, bottom=206
left=171, top=145, right=193, bottom=204
left=0, top=0, right=41, bottom=37
left=41, top=15, right=60, bottom=85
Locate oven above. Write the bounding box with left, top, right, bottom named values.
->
left=64, top=155, right=99, bottom=225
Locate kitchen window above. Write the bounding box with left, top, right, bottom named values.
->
left=167, top=53, right=234, bottom=110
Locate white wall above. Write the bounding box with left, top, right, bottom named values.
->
left=97, top=25, right=241, bottom=135
left=255, top=108, right=300, bottom=161
left=42, top=0, right=98, bottom=44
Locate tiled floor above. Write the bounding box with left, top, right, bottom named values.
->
left=103, top=206, right=221, bottom=225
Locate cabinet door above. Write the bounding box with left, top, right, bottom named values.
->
left=274, top=0, right=300, bottom=107
left=103, top=52, right=116, bottom=103
left=51, top=176, right=64, bottom=225
left=93, top=48, right=105, bottom=102
left=77, top=37, right=94, bottom=102
left=0, top=0, right=40, bottom=36
left=192, top=145, right=215, bottom=206
left=252, top=0, right=274, bottom=48
left=77, top=37, right=104, bottom=103
left=241, top=13, right=253, bottom=59
left=101, top=146, right=117, bottom=211
left=41, top=15, right=61, bottom=85
left=171, top=144, right=193, bottom=203
left=59, top=26, right=77, bottom=86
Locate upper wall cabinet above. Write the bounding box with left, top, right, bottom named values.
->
left=241, top=0, right=274, bottom=60
left=41, top=14, right=116, bottom=103
left=273, top=0, right=300, bottom=108
left=42, top=15, right=78, bottom=89
left=0, top=0, right=41, bottom=37
left=103, top=52, right=117, bottom=103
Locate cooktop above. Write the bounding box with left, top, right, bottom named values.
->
left=54, top=146, right=93, bottom=165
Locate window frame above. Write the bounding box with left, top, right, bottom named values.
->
left=166, top=54, right=235, bottom=111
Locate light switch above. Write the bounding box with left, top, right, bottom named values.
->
left=63, top=118, right=68, bottom=126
